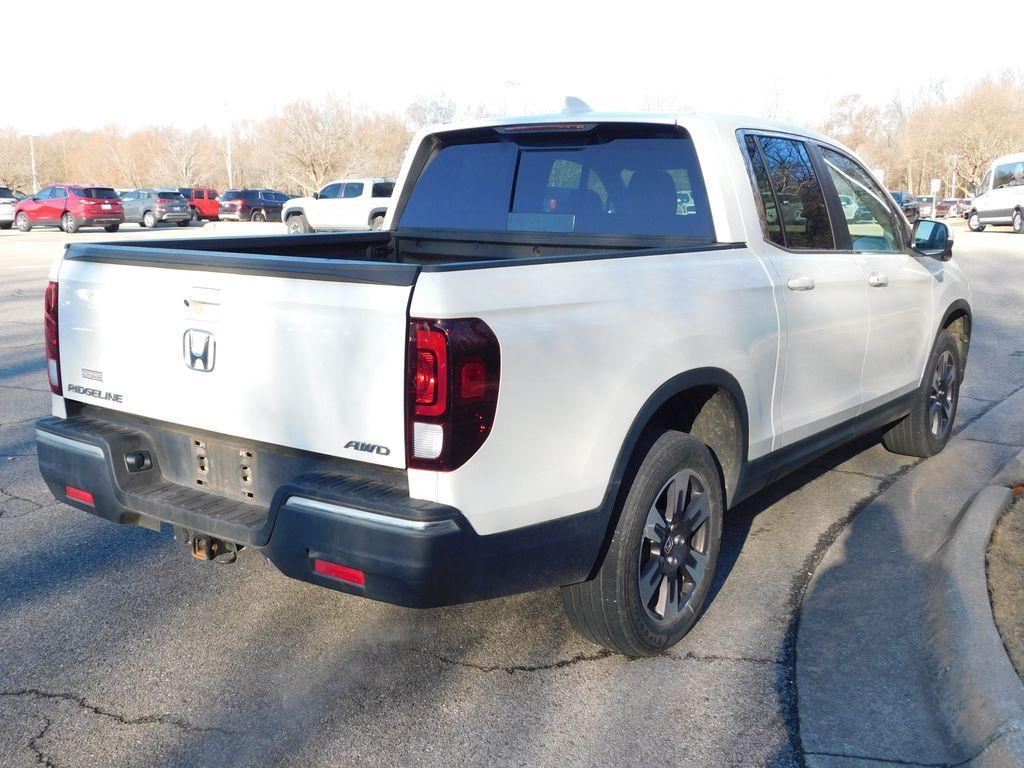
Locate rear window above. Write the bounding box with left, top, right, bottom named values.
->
left=76, top=187, right=119, bottom=199
left=221, top=190, right=242, bottom=201
left=399, top=127, right=715, bottom=239
left=372, top=182, right=394, bottom=198
left=0, top=187, right=13, bottom=198
left=158, top=191, right=185, bottom=200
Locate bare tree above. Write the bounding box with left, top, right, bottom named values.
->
left=406, top=95, right=456, bottom=128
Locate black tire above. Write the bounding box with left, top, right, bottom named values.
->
left=15, top=212, right=31, bottom=232
left=251, top=210, right=266, bottom=223
left=0, top=222, right=11, bottom=230
left=370, top=214, right=384, bottom=231
left=968, top=211, right=985, bottom=232
left=61, top=212, right=79, bottom=234
left=561, top=431, right=723, bottom=656
left=882, top=330, right=962, bottom=458
left=176, top=219, right=189, bottom=227
left=103, top=224, right=120, bottom=233
left=190, top=207, right=201, bottom=222
left=286, top=213, right=310, bottom=234
left=1013, top=209, right=1023, bottom=234
left=142, top=210, right=156, bottom=228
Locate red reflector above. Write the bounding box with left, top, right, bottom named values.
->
left=44, top=281, right=61, bottom=395
left=313, top=559, right=365, bottom=585
left=416, top=349, right=438, bottom=404
left=459, top=359, right=487, bottom=400
left=65, top=486, right=94, bottom=506
left=413, top=326, right=448, bottom=416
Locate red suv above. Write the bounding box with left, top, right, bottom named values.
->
left=15, top=185, right=124, bottom=233
left=178, top=188, right=221, bottom=222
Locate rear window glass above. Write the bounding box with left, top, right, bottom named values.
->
left=221, top=190, right=242, bottom=201
left=157, top=191, right=185, bottom=199
left=399, top=129, right=715, bottom=239
left=0, top=187, right=13, bottom=198
left=76, top=187, right=118, bottom=199
left=372, top=182, right=394, bottom=198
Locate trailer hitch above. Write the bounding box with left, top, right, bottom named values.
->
left=173, top=527, right=241, bottom=564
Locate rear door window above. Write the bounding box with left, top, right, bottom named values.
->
left=399, top=127, right=714, bottom=239
left=372, top=182, right=394, bottom=198
left=743, top=134, right=835, bottom=250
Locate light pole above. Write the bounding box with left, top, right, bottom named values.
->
left=29, top=135, right=38, bottom=192
left=950, top=155, right=959, bottom=199
left=225, top=128, right=234, bottom=188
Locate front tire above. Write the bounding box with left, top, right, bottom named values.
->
left=61, top=212, right=79, bottom=233
left=15, top=212, right=31, bottom=232
left=1013, top=209, right=1023, bottom=234
left=561, top=431, right=723, bottom=656
left=286, top=213, right=310, bottom=234
left=882, top=330, right=961, bottom=457
left=968, top=211, right=985, bottom=232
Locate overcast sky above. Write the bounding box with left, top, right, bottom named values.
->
left=7, top=0, right=1019, bottom=135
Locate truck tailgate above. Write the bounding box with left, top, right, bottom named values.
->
left=56, top=248, right=415, bottom=468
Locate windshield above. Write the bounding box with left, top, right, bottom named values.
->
left=76, top=187, right=119, bottom=199
left=399, top=127, right=714, bottom=239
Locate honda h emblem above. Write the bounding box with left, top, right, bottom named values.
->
left=183, top=329, right=216, bottom=372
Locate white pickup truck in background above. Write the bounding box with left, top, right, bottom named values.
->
left=36, top=109, right=970, bottom=656
left=282, top=178, right=394, bottom=233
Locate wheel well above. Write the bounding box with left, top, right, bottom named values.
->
left=368, top=208, right=387, bottom=225
left=284, top=208, right=304, bottom=219
left=639, top=385, right=744, bottom=506
left=942, top=306, right=971, bottom=364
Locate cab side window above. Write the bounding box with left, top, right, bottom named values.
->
left=743, top=134, right=835, bottom=250
left=319, top=183, right=342, bottom=199
left=342, top=183, right=364, bottom=199
left=820, top=148, right=902, bottom=253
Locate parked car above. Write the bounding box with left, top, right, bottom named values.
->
left=839, top=194, right=858, bottom=221
left=0, top=186, right=16, bottom=229
left=916, top=195, right=937, bottom=217
left=935, top=198, right=969, bottom=218
left=889, top=191, right=920, bottom=223
left=282, top=179, right=394, bottom=233
left=219, top=189, right=289, bottom=222
left=36, top=110, right=969, bottom=656
left=178, top=188, right=221, bottom=222
left=14, top=184, right=123, bottom=232
left=120, top=189, right=191, bottom=228
left=966, top=152, right=1024, bottom=233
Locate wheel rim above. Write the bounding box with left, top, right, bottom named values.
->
left=17, top=213, right=28, bottom=230
left=63, top=213, right=73, bottom=231
left=970, top=213, right=979, bottom=229
left=638, top=470, right=710, bottom=622
left=1014, top=212, right=1022, bottom=231
left=288, top=218, right=302, bottom=233
left=928, top=350, right=957, bottom=438
left=145, top=213, right=154, bottom=227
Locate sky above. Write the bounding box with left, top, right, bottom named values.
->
left=4, top=0, right=1019, bottom=136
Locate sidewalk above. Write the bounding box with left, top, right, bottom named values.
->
left=796, top=388, right=1024, bottom=767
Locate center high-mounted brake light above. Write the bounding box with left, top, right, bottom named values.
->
left=44, top=281, right=61, bottom=395
left=407, top=318, right=500, bottom=471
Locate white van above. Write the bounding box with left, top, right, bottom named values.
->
left=967, top=152, right=1024, bottom=233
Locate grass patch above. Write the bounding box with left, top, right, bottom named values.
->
left=988, top=492, right=1024, bottom=680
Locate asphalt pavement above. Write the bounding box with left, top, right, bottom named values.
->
left=0, top=222, right=1021, bottom=768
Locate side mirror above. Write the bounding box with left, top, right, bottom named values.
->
left=312, top=191, right=319, bottom=200
left=911, top=219, right=953, bottom=261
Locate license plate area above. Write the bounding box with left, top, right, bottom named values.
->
left=191, top=437, right=257, bottom=502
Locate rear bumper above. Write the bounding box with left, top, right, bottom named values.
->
left=79, top=215, right=124, bottom=226
left=156, top=211, right=190, bottom=222
left=36, top=413, right=603, bottom=607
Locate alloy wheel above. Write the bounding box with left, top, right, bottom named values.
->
left=928, top=350, right=957, bottom=438
left=638, top=470, right=710, bottom=622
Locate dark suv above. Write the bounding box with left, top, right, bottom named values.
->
left=218, top=189, right=290, bottom=222
left=889, top=191, right=920, bottom=224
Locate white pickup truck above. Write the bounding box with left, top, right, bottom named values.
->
left=282, top=178, right=394, bottom=233
left=37, top=109, right=970, bottom=655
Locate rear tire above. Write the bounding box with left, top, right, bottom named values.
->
left=882, top=330, right=961, bottom=457
left=15, top=212, right=31, bottom=232
left=103, top=224, right=120, bottom=233
left=561, top=431, right=723, bottom=656
left=61, top=212, right=79, bottom=233
left=370, top=214, right=384, bottom=231
left=968, top=211, right=985, bottom=232
left=190, top=207, right=201, bottom=222
left=1013, top=209, right=1023, bottom=234
left=286, top=213, right=310, bottom=234
left=251, top=210, right=266, bottom=223
left=142, top=210, right=156, bottom=228
left=176, top=219, right=189, bottom=227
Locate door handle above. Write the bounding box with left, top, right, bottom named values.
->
left=867, top=272, right=889, bottom=287
left=786, top=275, right=816, bottom=291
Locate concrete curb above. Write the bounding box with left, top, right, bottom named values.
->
left=925, top=485, right=1024, bottom=767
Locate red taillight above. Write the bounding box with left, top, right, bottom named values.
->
left=313, top=559, right=365, bottom=585
left=44, top=281, right=61, bottom=395
left=407, top=318, right=500, bottom=471
left=65, top=486, right=94, bottom=506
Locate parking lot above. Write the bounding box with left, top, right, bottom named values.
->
left=1, top=223, right=1022, bottom=768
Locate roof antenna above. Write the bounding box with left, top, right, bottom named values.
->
left=562, top=96, right=593, bottom=115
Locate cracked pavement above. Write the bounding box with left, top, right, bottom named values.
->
left=0, top=226, right=1021, bottom=767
